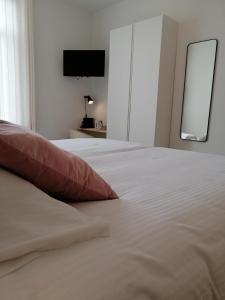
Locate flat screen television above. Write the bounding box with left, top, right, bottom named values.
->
left=63, top=50, right=105, bottom=77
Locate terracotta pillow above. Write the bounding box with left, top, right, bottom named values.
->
left=0, top=120, right=118, bottom=202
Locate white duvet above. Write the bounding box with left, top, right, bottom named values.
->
left=1, top=139, right=225, bottom=300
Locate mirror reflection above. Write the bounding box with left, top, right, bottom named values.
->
left=181, top=39, right=218, bottom=142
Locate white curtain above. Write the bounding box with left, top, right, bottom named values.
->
left=0, top=0, right=35, bottom=128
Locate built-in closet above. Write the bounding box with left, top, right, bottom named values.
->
left=107, top=15, right=177, bottom=146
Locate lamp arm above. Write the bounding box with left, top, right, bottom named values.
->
left=85, top=100, right=87, bottom=118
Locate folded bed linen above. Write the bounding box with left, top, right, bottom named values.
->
left=0, top=168, right=109, bottom=278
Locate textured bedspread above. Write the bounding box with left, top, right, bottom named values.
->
left=1, top=139, right=225, bottom=300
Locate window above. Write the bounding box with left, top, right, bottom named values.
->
left=0, top=0, right=34, bottom=128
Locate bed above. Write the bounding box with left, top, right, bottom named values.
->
left=1, top=138, right=225, bottom=300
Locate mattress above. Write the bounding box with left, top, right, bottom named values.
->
left=1, top=139, right=225, bottom=300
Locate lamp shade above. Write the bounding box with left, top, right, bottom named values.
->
left=84, top=96, right=94, bottom=104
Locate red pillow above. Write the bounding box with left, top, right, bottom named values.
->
left=0, top=120, right=118, bottom=202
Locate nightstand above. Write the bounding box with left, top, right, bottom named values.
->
left=69, top=128, right=107, bottom=139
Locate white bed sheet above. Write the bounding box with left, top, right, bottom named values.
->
left=1, top=139, right=225, bottom=300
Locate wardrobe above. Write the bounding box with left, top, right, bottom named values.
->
left=107, top=15, right=178, bottom=146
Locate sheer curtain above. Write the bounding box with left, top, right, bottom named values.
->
left=0, top=0, right=35, bottom=128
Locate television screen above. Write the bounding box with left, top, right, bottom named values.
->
left=63, top=50, right=105, bottom=77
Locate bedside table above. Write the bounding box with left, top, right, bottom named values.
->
left=69, top=128, right=107, bottom=139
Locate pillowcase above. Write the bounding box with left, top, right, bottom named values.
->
left=0, top=120, right=118, bottom=202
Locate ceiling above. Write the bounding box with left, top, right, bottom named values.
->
left=68, top=0, right=123, bottom=12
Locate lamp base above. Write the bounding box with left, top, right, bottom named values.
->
left=81, top=117, right=95, bottom=129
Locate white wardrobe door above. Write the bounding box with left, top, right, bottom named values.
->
left=107, top=25, right=133, bottom=141
left=128, top=16, right=163, bottom=145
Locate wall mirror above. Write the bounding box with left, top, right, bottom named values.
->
left=180, top=39, right=218, bottom=142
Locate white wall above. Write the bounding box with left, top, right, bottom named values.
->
left=90, top=0, right=225, bottom=155
left=34, top=0, right=91, bottom=139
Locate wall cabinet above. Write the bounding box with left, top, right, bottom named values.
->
left=107, top=15, right=177, bottom=146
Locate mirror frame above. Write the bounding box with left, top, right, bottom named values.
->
left=180, top=39, right=218, bottom=142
